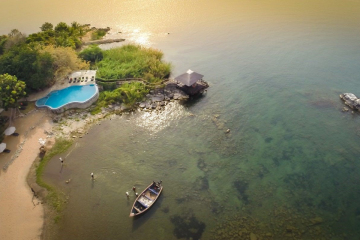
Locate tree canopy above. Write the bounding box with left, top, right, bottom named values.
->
left=27, top=21, right=88, bottom=49
left=4, top=29, right=26, bottom=51
left=0, top=35, right=7, bottom=55
left=79, top=44, right=103, bottom=63
left=0, top=44, right=54, bottom=91
left=40, top=45, right=89, bottom=80
left=40, top=22, right=53, bottom=32
left=0, top=73, right=26, bottom=110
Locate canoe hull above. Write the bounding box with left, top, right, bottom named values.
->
left=129, top=182, right=163, bottom=217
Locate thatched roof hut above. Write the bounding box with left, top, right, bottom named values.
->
left=174, top=69, right=208, bottom=96
left=174, top=69, right=204, bottom=87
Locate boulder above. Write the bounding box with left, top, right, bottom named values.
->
left=145, top=102, right=152, bottom=109
left=173, top=93, right=181, bottom=100
left=340, top=93, right=360, bottom=110
left=151, top=94, right=165, bottom=102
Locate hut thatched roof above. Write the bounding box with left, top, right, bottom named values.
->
left=174, top=69, right=204, bottom=86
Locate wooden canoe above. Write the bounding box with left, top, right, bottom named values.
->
left=129, top=181, right=163, bottom=217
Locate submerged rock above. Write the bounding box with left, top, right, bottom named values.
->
left=310, top=217, right=323, bottom=225
left=170, top=213, right=206, bottom=240
left=250, top=232, right=257, bottom=240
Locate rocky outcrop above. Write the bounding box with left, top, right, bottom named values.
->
left=340, top=93, right=360, bottom=110
left=83, top=38, right=125, bottom=45
left=138, top=81, right=189, bottom=110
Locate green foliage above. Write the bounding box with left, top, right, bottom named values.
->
left=0, top=73, right=26, bottom=110
left=0, top=35, right=7, bottom=55
left=40, top=45, right=89, bottom=80
left=0, top=44, right=54, bottom=91
left=118, top=82, right=149, bottom=105
left=97, top=81, right=117, bottom=91
left=79, top=44, right=103, bottom=63
left=96, top=44, right=172, bottom=80
left=40, top=22, right=53, bottom=32
left=54, top=22, right=69, bottom=33
left=4, top=29, right=26, bottom=51
left=92, top=82, right=149, bottom=113
left=91, top=29, right=107, bottom=40
left=27, top=21, right=88, bottom=49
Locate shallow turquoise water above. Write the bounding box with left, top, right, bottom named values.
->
left=36, top=85, right=97, bottom=109
left=12, top=0, right=360, bottom=239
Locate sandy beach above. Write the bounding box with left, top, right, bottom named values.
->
left=0, top=110, right=52, bottom=240
left=0, top=103, right=114, bottom=240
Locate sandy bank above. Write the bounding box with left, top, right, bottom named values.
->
left=0, top=110, right=52, bottom=240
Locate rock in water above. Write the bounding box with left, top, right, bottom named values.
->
left=340, top=93, right=360, bottom=110
left=310, top=217, right=323, bottom=225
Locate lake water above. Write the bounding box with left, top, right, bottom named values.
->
left=2, top=0, right=360, bottom=239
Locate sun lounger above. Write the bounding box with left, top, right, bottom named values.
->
left=11, top=133, right=19, bottom=136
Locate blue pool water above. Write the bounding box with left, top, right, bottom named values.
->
left=36, top=84, right=97, bottom=109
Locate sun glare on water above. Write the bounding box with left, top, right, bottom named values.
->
left=127, top=28, right=152, bottom=46
left=135, top=102, right=187, bottom=133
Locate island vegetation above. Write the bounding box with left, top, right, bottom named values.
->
left=0, top=22, right=171, bottom=111
left=78, top=44, right=172, bottom=113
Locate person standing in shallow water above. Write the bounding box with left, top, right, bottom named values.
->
left=60, top=157, right=63, bottom=165
left=91, top=173, right=94, bottom=180
left=132, top=186, right=136, bottom=192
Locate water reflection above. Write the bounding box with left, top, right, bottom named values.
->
left=128, top=29, right=152, bottom=46
left=135, top=101, right=187, bottom=133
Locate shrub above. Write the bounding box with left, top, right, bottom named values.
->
left=91, top=29, right=107, bottom=40
left=95, top=44, right=171, bottom=81
left=79, top=44, right=103, bottom=63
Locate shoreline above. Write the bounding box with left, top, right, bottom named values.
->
left=0, top=110, right=53, bottom=240
left=0, top=103, right=134, bottom=239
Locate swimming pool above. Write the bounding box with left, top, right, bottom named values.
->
left=36, top=84, right=99, bottom=111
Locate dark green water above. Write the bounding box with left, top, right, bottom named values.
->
left=31, top=0, right=360, bottom=239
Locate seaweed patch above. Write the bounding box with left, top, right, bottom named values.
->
left=233, top=180, right=249, bottom=204
left=170, top=213, right=206, bottom=240
left=194, top=176, right=209, bottom=191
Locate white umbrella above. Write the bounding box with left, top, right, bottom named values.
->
left=0, top=143, right=6, bottom=153
left=4, top=126, right=16, bottom=135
